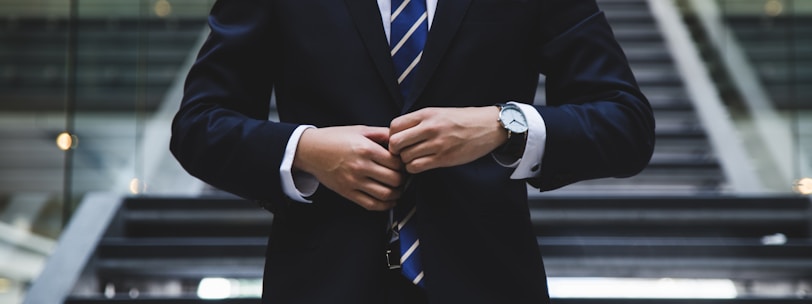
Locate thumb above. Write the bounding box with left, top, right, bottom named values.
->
left=360, top=126, right=391, bottom=146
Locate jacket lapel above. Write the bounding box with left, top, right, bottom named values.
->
left=403, top=0, right=473, bottom=113
left=344, top=0, right=473, bottom=112
left=344, top=0, right=404, bottom=109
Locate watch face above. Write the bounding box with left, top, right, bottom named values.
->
left=500, top=106, right=528, bottom=133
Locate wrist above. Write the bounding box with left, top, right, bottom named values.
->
left=485, top=106, right=509, bottom=147
left=292, top=127, right=318, bottom=174
left=494, top=103, right=528, bottom=159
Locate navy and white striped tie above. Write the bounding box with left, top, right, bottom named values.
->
left=390, top=0, right=428, bottom=287
left=390, top=0, right=428, bottom=98
left=392, top=192, right=424, bottom=287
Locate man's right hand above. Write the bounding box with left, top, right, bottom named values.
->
left=293, top=126, right=405, bottom=211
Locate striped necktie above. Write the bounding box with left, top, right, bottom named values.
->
left=390, top=0, right=428, bottom=98
left=390, top=0, right=428, bottom=287
left=392, top=189, right=424, bottom=287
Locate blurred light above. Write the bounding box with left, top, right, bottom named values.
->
left=128, top=288, right=140, bottom=298
left=761, top=233, right=787, bottom=245
left=129, top=178, right=147, bottom=194
left=198, top=278, right=232, bottom=300
left=234, top=279, right=262, bottom=298
left=56, top=132, right=77, bottom=151
left=0, top=277, right=10, bottom=293
left=547, top=277, right=738, bottom=299
left=12, top=216, right=31, bottom=231
left=764, top=0, right=784, bottom=17
left=793, top=177, right=812, bottom=195
left=154, top=0, right=172, bottom=18
left=104, top=283, right=115, bottom=298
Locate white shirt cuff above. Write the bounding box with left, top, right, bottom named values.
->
left=280, top=125, right=319, bottom=203
left=492, top=102, right=547, bottom=179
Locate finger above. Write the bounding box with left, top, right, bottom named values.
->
left=405, top=155, right=438, bottom=174
left=361, top=126, right=391, bottom=146
left=389, top=123, right=429, bottom=155
left=362, top=127, right=403, bottom=171
left=355, top=137, right=403, bottom=171
left=364, top=164, right=405, bottom=188
left=399, top=140, right=437, bottom=164
left=369, top=150, right=404, bottom=172
left=390, top=109, right=426, bottom=135
left=359, top=178, right=403, bottom=201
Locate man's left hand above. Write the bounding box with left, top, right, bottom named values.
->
left=389, top=107, right=508, bottom=174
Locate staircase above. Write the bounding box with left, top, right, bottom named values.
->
left=24, top=194, right=812, bottom=303
left=537, top=0, right=727, bottom=196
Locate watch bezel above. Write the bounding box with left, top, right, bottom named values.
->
left=497, top=104, right=529, bottom=135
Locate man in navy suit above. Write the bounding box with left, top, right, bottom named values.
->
left=170, top=0, right=655, bottom=303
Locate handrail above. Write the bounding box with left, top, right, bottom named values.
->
left=23, top=192, right=124, bottom=304
left=648, top=0, right=764, bottom=193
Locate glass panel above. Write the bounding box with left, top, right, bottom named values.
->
left=0, top=1, right=212, bottom=303
left=680, top=0, right=811, bottom=193
left=715, top=0, right=812, bottom=192
left=67, top=0, right=212, bottom=298
left=0, top=1, right=71, bottom=303
left=69, top=0, right=212, bottom=207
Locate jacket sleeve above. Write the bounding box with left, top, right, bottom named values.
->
left=529, top=0, right=656, bottom=191
left=169, top=0, right=298, bottom=210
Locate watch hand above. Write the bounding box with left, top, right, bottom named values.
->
left=509, top=119, right=526, bottom=128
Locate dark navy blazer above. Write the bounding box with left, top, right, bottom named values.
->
left=170, top=0, right=655, bottom=303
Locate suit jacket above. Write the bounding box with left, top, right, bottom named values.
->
left=170, top=0, right=655, bottom=303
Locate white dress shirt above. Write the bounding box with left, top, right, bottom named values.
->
left=279, top=0, right=547, bottom=202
